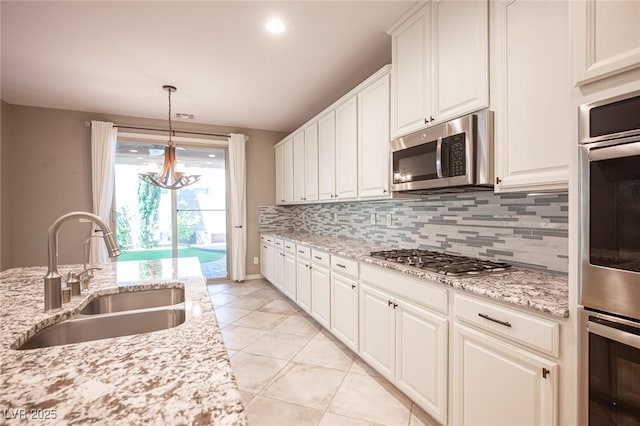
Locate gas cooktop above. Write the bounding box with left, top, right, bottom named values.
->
left=369, top=249, right=512, bottom=276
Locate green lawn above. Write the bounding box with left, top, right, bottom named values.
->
left=118, top=247, right=226, bottom=263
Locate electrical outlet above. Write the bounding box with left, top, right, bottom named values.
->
left=370, top=213, right=376, bottom=225
left=253, top=257, right=259, bottom=265
left=386, top=214, right=393, bottom=226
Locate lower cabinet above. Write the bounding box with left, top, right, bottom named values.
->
left=452, top=323, right=558, bottom=426
left=311, top=261, right=331, bottom=329
left=296, top=251, right=312, bottom=314
left=274, top=248, right=285, bottom=292
left=330, top=272, right=358, bottom=352
left=260, top=242, right=274, bottom=283
left=359, top=282, right=448, bottom=425
left=284, top=252, right=297, bottom=300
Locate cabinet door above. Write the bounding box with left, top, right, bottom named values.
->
left=283, top=139, right=294, bottom=203
left=264, top=245, right=275, bottom=283
left=390, top=3, right=431, bottom=138
left=358, top=72, right=391, bottom=199
left=275, top=144, right=285, bottom=205
left=296, top=259, right=312, bottom=314
left=396, top=299, right=448, bottom=425
left=453, top=323, right=558, bottom=426
left=260, top=243, right=268, bottom=279
left=432, top=0, right=488, bottom=122
left=293, top=131, right=306, bottom=202
left=331, top=273, right=359, bottom=352
left=318, top=111, right=336, bottom=201
left=335, top=96, right=359, bottom=200
left=311, top=264, right=331, bottom=329
left=492, top=0, right=570, bottom=193
left=284, top=254, right=297, bottom=301
left=304, top=122, right=319, bottom=202
left=274, top=250, right=285, bottom=291
left=572, top=0, right=640, bottom=85
left=359, top=283, right=396, bottom=381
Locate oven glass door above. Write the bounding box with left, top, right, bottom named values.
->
left=588, top=316, right=640, bottom=425
left=392, top=139, right=440, bottom=184
left=589, top=142, right=640, bottom=273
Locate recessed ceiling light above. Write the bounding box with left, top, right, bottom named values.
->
left=129, top=149, right=138, bottom=153
left=208, top=154, right=217, bottom=158
left=265, top=18, right=285, bottom=34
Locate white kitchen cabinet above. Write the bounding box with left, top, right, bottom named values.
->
left=273, top=239, right=285, bottom=291
left=304, top=122, right=319, bottom=202
left=330, top=256, right=359, bottom=352
left=359, top=283, right=396, bottom=380
left=311, top=251, right=331, bottom=329
left=260, top=241, right=275, bottom=283
left=296, top=246, right=312, bottom=314
left=283, top=138, right=294, bottom=203
left=275, top=144, right=284, bottom=205
left=292, top=131, right=306, bottom=202
left=572, top=0, right=640, bottom=86
left=453, top=323, right=558, bottom=426
left=358, top=70, right=390, bottom=199
left=335, top=96, right=359, bottom=201
left=318, top=111, right=337, bottom=201
left=389, top=0, right=488, bottom=138
left=284, top=251, right=297, bottom=301
left=491, top=0, right=571, bottom=193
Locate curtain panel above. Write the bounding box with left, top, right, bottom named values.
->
left=90, top=121, right=118, bottom=263
left=228, top=133, right=247, bottom=281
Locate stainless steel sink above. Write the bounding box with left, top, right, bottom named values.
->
left=80, top=287, right=185, bottom=315
left=18, top=307, right=185, bottom=350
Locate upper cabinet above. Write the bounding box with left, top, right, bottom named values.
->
left=572, top=0, right=640, bottom=86
left=491, top=0, right=571, bottom=193
left=388, top=0, right=489, bottom=139
left=304, top=122, right=319, bottom=202
left=318, top=111, right=337, bottom=201
left=292, top=131, right=306, bottom=202
left=283, top=138, right=294, bottom=203
left=335, top=96, right=359, bottom=201
left=275, top=143, right=284, bottom=205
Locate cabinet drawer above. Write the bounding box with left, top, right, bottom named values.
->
left=274, top=238, right=284, bottom=248
left=296, top=244, right=311, bottom=259
left=284, top=240, right=296, bottom=255
left=260, top=234, right=274, bottom=245
left=454, top=293, right=559, bottom=357
left=311, top=249, right=331, bottom=268
left=331, top=256, right=358, bottom=279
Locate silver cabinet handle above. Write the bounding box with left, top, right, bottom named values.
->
left=336, top=263, right=346, bottom=268
left=314, top=255, right=322, bottom=260
left=478, top=313, right=512, bottom=328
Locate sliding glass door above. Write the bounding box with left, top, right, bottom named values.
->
left=114, top=139, right=229, bottom=281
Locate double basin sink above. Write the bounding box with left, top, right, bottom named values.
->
left=18, top=287, right=186, bottom=350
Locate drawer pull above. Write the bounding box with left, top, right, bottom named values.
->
left=286, top=245, right=292, bottom=249
left=336, top=263, right=346, bottom=268
left=298, top=250, right=305, bottom=254
left=314, top=255, right=322, bottom=260
left=478, top=313, right=512, bottom=328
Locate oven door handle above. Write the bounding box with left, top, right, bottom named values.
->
left=588, top=320, right=640, bottom=350
left=436, top=137, right=443, bottom=179
left=589, top=141, right=640, bottom=162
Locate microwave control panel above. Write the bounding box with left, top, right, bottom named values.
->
left=444, top=133, right=466, bottom=177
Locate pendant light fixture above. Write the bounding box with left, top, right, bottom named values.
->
left=138, top=85, right=200, bottom=190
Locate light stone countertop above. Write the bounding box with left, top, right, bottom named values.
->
left=0, top=257, right=246, bottom=425
left=264, top=231, right=569, bottom=318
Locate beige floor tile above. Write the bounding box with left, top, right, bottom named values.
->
left=410, top=404, right=442, bottom=426
left=207, top=283, right=232, bottom=294
left=243, top=331, right=313, bottom=360
left=262, top=362, right=347, bottom=410
left=293, top=332, right=355, bottom=371
left=238, top=390, right=256, bottom=406
left=225, top=295, right=271, bottom=310
left=319, top=412, right=383, bottom=426
left=214, top=306, right=253, bottom=324
left=233, top=310, right=288, bottom=330
left=230, top=352, right=288, bottom=393
left=245, top=395, right=324, bottom=426
left=223, top=285, right=262, bottom=297
left=272, top=315, right=322, bottom=337
left=226, top=349, right=239, bottom=358
left=221, top=326, right=267, bottom=350
left=328, top=372, right=412, bottom=425
left=242, top=279, right=271, bottom=289
left=208, top=291, right=238, bottom=307
left=247, top=287, right=282, bottom=301
left=259, top=298, right=303, bottom=315
left=349, top=356, right=380, bottom=377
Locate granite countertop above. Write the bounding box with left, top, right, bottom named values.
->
left=265, top=231, right=569, bottom=318
left=0, top=257, right=247, bottom=425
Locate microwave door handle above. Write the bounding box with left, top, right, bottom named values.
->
left=436, top=137, right=443, bottom=178
left=588, top=321, right=640, bottom=350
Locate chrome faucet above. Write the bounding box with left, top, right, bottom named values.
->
left=44, top=212, right=121, bottom=311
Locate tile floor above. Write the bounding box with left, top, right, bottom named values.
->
left=207, top=278, right=441, bottom=426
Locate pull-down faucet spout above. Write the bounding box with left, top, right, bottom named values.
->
left=44, top=212, right=121, bottom=311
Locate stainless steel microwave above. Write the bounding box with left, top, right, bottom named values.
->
left=390, top=110, right=494, bottom=194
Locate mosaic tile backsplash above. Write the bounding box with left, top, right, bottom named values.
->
left=259, top=191, right=569, bottom=273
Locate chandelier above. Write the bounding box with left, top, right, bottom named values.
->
left=138, top=85, right=200, bottom=190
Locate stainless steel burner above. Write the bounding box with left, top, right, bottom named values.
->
left=369, top=249, right=511, bottom=276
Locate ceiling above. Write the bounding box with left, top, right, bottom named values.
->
left=1, top=1, right=414, bottom=133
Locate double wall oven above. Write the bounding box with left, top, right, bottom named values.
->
left=579, top=89, right=640, bottom=425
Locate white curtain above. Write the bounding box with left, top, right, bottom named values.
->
left=90, top=121, right=118, bottom=264
left=228, top=133, right=247, bottom=281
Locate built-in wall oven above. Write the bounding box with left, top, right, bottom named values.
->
left=579, top=89, right=640, bottom=425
